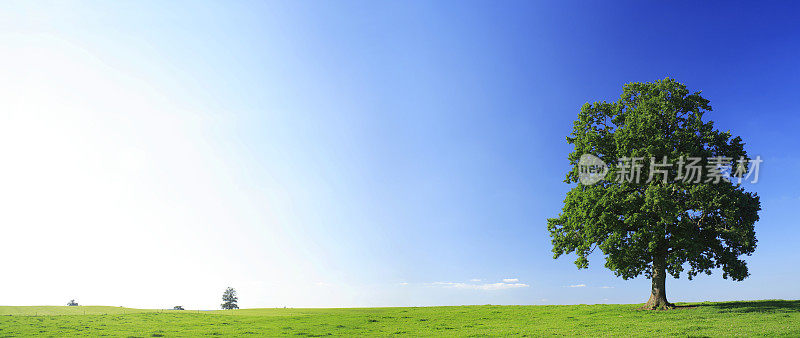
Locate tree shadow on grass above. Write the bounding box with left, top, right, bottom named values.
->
left=699, top=300, right=800, bottom=314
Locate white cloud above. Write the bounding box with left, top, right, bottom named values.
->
left=502, top=278, right=519, bottom=283
left=469, top=278, right=481, bottom=282
left=599, top=286, right=614, bottom=289
left=568, top=284, right=587, bottom=288
left=399, top=282, right=409, bottom=286
left=430, top=280, right=529, bottom=291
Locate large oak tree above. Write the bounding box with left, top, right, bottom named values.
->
left=547, top=78, right=760, bottom=309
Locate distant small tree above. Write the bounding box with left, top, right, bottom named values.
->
left=221, top=287, right=239, bottom=310
left=67, top=299, right=78, bottom=306
left=173, top=305, right=185, bottom=310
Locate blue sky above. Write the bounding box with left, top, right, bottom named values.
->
left=1, top=1, right=799, bottom=309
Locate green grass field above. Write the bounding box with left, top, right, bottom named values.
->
left=0, top=300, right=798, bottom=336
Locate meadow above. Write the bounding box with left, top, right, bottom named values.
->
left=0, top=300, right=798, bottom=336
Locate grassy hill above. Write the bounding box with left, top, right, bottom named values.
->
left=1, top=300, right=798, bottom=336
left=0, top=306, right=155, bottom=316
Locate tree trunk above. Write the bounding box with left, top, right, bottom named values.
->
left=642, top=254, right=674, bottom=310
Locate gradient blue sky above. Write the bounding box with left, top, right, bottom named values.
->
left=1, top=1, right=799, bottom=309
